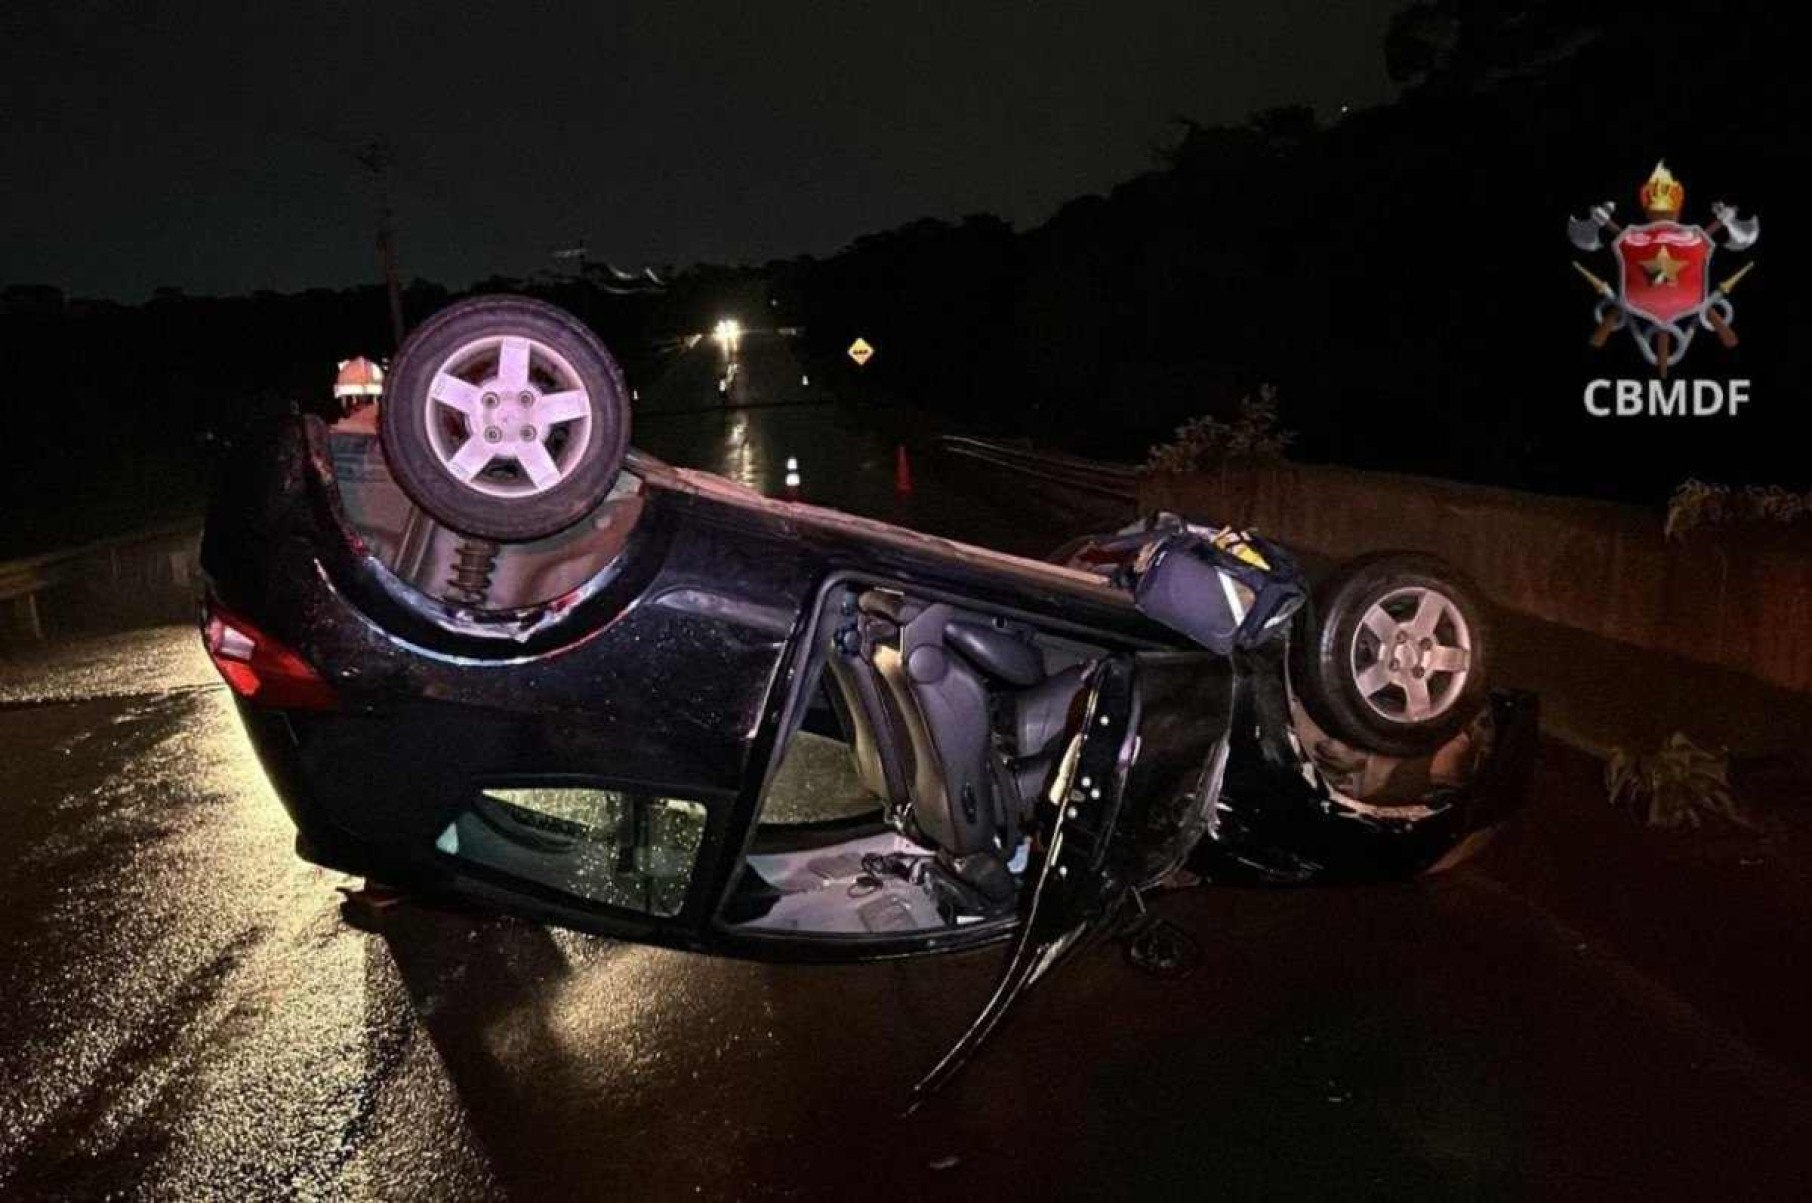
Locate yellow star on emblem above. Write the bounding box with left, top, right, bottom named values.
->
left=1640, top=245, right=1688, bottom=286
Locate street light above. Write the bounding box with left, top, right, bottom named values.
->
left=713, top=318, right=742, bottom=356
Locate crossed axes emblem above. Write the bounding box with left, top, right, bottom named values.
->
left=1566, top=162, right=1759, bottom=376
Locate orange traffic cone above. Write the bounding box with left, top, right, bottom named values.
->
left=895, top=444, right=914, bottom=494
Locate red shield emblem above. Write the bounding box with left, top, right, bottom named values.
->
left=1614, top=222, right=1711, bottom=324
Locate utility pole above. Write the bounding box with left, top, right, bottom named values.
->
left=354, top=139, right=406, bottom=350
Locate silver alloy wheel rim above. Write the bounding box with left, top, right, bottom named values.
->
left=422, top=335, right=594, bottom=498
left=1349, top=585, right=1472, bottom=723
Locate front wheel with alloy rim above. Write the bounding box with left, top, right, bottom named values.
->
left=378, top=295, right=631, bottom=542
left=1292, top=551, right=1492, bottom=757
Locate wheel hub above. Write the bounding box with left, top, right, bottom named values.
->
left=1387, top=635, right=1433, bottom=674
left=422, top=334, right=594, bottom=499
left=1350, top=585, right=1472, bottom=723
left=482, top=389, right=538, bottom=446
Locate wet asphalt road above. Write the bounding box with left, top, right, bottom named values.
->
left=3, top=334, right=1811, bottom=1199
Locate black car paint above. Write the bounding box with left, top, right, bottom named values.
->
left=202, top=416, right=1535, bottom=963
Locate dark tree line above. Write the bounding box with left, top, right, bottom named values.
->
left=775, top=0, right=1806, bottom=498
left=3, top=0, right=1803, bottom=556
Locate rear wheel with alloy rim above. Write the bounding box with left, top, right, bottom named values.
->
left=379, top=295, right=630, bottom=542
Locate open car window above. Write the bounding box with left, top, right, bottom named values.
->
left=436, top=786, right=708, bottom=918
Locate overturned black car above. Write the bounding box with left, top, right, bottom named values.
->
left=200, top=297, right=1535, bottom=1083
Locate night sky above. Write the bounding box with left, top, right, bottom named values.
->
left=3, top=1, right=1400, bottom=299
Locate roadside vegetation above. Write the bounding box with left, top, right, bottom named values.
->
left=1664, top=480, right=1812, bottom=540
left=1606, top=733, right=1752, bottom=830
left=1141, top=386, right=1293, bottom=475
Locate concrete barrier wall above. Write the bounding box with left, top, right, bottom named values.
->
left=1142, top=465, right=1812, bottom=694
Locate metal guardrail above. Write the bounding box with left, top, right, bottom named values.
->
left=0, top=520, right=199, bottom=601
left=0, top=520, right=201, bottom=642
left=938, top=435, right=1141, bottom=502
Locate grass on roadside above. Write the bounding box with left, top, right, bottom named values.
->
left=1606, top=732, right=1755, bottom=830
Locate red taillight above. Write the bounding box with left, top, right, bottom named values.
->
left=202, top=600, right=340, bottom=711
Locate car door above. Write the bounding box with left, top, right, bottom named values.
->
left=1031, top=650, right=1235, bottom=921
left=911, top=649, right=1234, bottom=1101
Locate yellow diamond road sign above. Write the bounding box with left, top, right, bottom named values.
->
left=846, top=337, right=874, bottom=366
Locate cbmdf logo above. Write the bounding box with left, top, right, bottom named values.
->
left=1568, top=162, right=1758, bottom=378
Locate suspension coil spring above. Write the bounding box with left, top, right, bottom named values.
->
left=447, top=538, right=500, bottom=607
